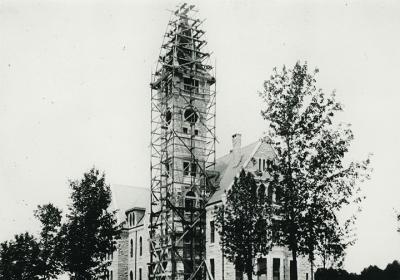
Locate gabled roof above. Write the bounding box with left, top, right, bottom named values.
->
left=110, top=184, right=149, bottom=224
left=207, top=140, right=260, bottom=205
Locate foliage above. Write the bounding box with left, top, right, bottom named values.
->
left=34, top=203, right=63, bottom=279
left=215, top=170, right=272, bottom=280
left=61, top=168, right=120, bottom=280
left=259, top=62, right=371, bottom=279
left=315, top=261, right=400, bottom=280
left=0, top=232, right=41, bottom=280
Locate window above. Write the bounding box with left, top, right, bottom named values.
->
left=190, top=162, right=197, bottom=177
left=139, top=236, right=142, bottom=256
left=210, top=221, right=215, bottom=243
left=183, top=161, right=190, bottom=176
left=183, top=127, right=188, bottom=134
left=130, top=239, right=133, bottom=258
left=259, top=158, right=262, bottom=171
left=139, top=268, right=142, bottom=280
left=183, top=108, right=198, bottom=123
left=194, top=129, right=199, bottom=136
left=263, top=159, right=266, bottom=170
left=110, top=271, right=113, bottom=280
left=185, top=191, right=196, bottom=209
left=165, top=161, right=170, bottom=175
left=165, top=110, right=172, bottom=125
left=130, top=271, right=133, bottom=280
left=183, top=161, right=196, bottom=177
left=257, top=258, right=267, bottom=277
left=273, top=258, right=280, bottom=280
left=183, top=77, right=199, bottom=94
left=210, top=259, right=215, bottom=280
left=306, top=273, right=309, bottom=280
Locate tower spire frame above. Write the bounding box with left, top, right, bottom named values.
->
left=149, top=4, right=217, bottom=280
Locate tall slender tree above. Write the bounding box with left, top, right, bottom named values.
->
left=215, top=170, right=272, bottom=280
left=61, top=168, right=120, bottom=280
left=260, top=62, right=371, bottom=280
left=34, top=203, right=63, bottom=279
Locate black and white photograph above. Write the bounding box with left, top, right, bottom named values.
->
left=0, top=1, right=399, bottom=280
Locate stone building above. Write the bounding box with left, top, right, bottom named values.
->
left=107, top=135, right=311, bottom=280
left=106, top=4, right=310, bottom=280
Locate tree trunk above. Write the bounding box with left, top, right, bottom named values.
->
left=311, top=261, right=314, bottom=280
left=292, top=248, right=298, bottom=280
left=246, top=256, right=253, bottom=280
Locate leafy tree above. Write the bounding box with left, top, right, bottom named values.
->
left=61, top=168, right=120, bottom=280
left=383, top=261, right=400, bottom=280
left=259, top=62, right=371, bottom=280
left=34, top=203, right=63, bottom=279
left=360, top=265, right=382, bottom=280
left=0, top=232, right=41, bottom=280
left=215, top=170, right=272, bottom=280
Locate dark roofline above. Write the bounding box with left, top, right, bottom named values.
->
left=125, top=207, right=146, bottom=214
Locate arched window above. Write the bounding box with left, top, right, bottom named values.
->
left=139, top=268, right=142, bottom=280
left=185, top=191, right=196, bottom=209
left=130, top=239, right=133, bottom=258
left=139, top=236, right=143, bottom=256
left=130, top=271, right=134, bottom=280
left=110, top=270, right=113, bottom=280
left=183, top=108, right=198, bottom=124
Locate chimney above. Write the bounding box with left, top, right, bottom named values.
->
left=232, top=133, right=242, bottom=164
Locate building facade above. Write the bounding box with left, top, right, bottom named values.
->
left=109, top=135, right=311, bottom=280
left=107, top=4, right=311, bottom=280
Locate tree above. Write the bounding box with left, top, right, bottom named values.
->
left=259, top=62, right=371, bottom=280
left=360, top=265, right=382, bottom=280
left=383, top=261, right=400, bottom=280
left=215, top=170, right=272, bottom=280
left=61, top=168, right=120, bottom=280
left=34, top=203, right=63, bottom=279
left=0, top=232, right=41, bottom=280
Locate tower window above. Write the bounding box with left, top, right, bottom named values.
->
left=185, top=191, right=196, bottom=209
left=183, top=161, right=190, bottom=176
left=184, top=108, right=198, bottom=123
left=139, top=268, right=142, bottom=280
left=190, top=162, right=197, bottom=177
left=165, top=110, right=172, bottom=125
left=258, top=158, right=261, bottom=171
left=183, top=77, right=199, bottom=94
left=165, top=161, right=170, bottom=175
left=130, top=271, right=133, bottom=280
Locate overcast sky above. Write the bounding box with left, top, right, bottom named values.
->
left=1, top=0, right=400, bottom=274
